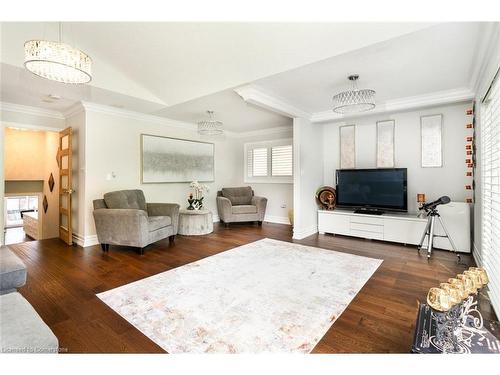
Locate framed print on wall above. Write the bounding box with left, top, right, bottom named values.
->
left=339, top=124, right=356, bottom=169
left=141, top=134, right=215, bottom=183
left=421, top=114, right=443, bottom=168
left=376, top=120, right=395, bottom=168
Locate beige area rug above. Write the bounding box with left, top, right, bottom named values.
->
left=97, top=238, right=382, bottom=353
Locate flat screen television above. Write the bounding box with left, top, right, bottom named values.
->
left=336, top=168, right=408, bottom=213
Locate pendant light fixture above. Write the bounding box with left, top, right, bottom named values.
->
left=197, top=110, right=224, bottom=135
left=24, top=23, right=92, bottom=84
left=332, top=74, right=376, bottom=114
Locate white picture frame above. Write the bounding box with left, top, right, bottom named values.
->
left=421, top=114, right=443, bottom=168
left=376, top=120, right=395, bottom=168
left=339, top=125, right=356, bottom=169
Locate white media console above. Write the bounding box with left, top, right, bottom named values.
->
left=317, top=202, right=471, bottom=253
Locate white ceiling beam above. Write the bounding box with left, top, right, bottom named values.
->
left=311, top=87, right=475, bottom=123
left=234, top=85, right=311, bottom=119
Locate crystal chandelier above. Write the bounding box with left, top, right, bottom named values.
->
left=332, top=75, right=375, bottom=114
left=24, top=23, right=92, bottom=84
left=197, top=110, right=224, bottom=135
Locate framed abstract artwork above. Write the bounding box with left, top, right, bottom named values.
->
left=339, top=124, right=356, bottom=169
left=421, top=114, right=443, bottom=168
left=141, top=134, right=215, bottom=183
left=376, top=120, right=395, bottom=168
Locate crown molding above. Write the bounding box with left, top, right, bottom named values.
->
left=234, top=84, right=311, bottom=119
left=0, top=101, right=65, bottom=120
left=311, top=87, right=475, bottom=123
left=80, top=101, right=198, bottom=131
left=231, top=125, right=293, bottom=139
left=63, top=102, right=86, bottom=118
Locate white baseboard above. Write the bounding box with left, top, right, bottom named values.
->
left=293, top=225, right=318, bottom=240
left=472, top=242, right=482, bottom=266
left=72, top=233, right=99, bottom=248
left=264, top=215, right=291, bottom=225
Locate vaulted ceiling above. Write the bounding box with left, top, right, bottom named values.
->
left=1, top=22, right=493, bottom=132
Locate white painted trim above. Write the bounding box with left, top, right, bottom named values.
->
left=63, top=102, right=85, bottom=118
left=72, top=233, right=99, bottom=248
left=292, top=224, right=318, bottom=240
left=472, top=242, right=482, bottom=266
left=80, top=101, right=198, bottom=131
left=0, top=101, right=65, bottom=120
left=311, top=87, right=475, bottom=123
left=264, top=215, right=291, bottom=225
left=234, top=84, right=311, bottom=119
left=231, top=126, right=293, bottom=139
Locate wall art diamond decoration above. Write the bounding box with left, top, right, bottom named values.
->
left=48, top=173, right=55, bottom=192
left=43, top=195, right=48, bottom=213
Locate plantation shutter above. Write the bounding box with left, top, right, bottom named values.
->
left=481, top=67, right=500, bottom=315
left=252, top=147, right=268, bottom=177
left=271, top=145, right=293, bottom=176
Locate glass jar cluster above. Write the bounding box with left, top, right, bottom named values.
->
left=427, top=267, right=489, bottom=312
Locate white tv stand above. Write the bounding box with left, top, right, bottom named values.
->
left=317, top=202, right=470, bottom=253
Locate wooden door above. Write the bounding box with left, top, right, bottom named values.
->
left=58, top=127, right=73, bottom=245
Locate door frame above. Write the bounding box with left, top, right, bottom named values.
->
left=1, top=122, right=67, bottom=246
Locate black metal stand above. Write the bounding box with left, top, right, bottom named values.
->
left=417, top=208, right=461, bottom=261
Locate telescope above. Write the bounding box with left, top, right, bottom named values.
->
left=417, top=195, right=460, bottom=261
left=419, top=196, right=451, bottom=212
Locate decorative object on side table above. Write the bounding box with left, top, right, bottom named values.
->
left=315, top=186, right=336, bottom=210
left=412, top=267, right=500, bottom=353
left=188, top=181, right=209, bottom=210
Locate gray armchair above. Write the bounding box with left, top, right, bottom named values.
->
left=216, top=187, right=267, bottom=227
left=93, top=190, right=179, bottom=255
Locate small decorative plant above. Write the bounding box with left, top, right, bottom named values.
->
left=189, top=181, right=209, bottom=210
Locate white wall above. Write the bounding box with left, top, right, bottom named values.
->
left=81, top=108, right=241, bottom=240
left=233, top=128, right=294, bottom=225
left=293, top=117, right=323, bottom=239
left=323, top=102, right=471, bottom=213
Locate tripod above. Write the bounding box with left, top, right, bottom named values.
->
left=417, top=207, right=461, bottom=261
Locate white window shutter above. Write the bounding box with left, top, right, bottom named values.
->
left=252, top=147, right=268, bottom=177
left=271, top=145, right=293, bottom=176
left=481, top=70, right=500, bottom=315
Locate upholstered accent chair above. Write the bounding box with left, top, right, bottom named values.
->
left=93, top=190, right=180, bottom=255
left=216, top=187, right=267, bottom=226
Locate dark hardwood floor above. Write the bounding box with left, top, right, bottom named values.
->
left=7, top=222, right=494, bottom=353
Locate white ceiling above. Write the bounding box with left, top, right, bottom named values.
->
left=0, top=22, right=489, bottom=132
left=253, top=23, right=484, bottom=113
left=155, top=89, right=291, bottom=131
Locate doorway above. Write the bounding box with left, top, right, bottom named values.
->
left=3, top=127, right=60, bottom=244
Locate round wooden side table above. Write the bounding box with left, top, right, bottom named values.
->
left=178, top=209, right=214, bottom=235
